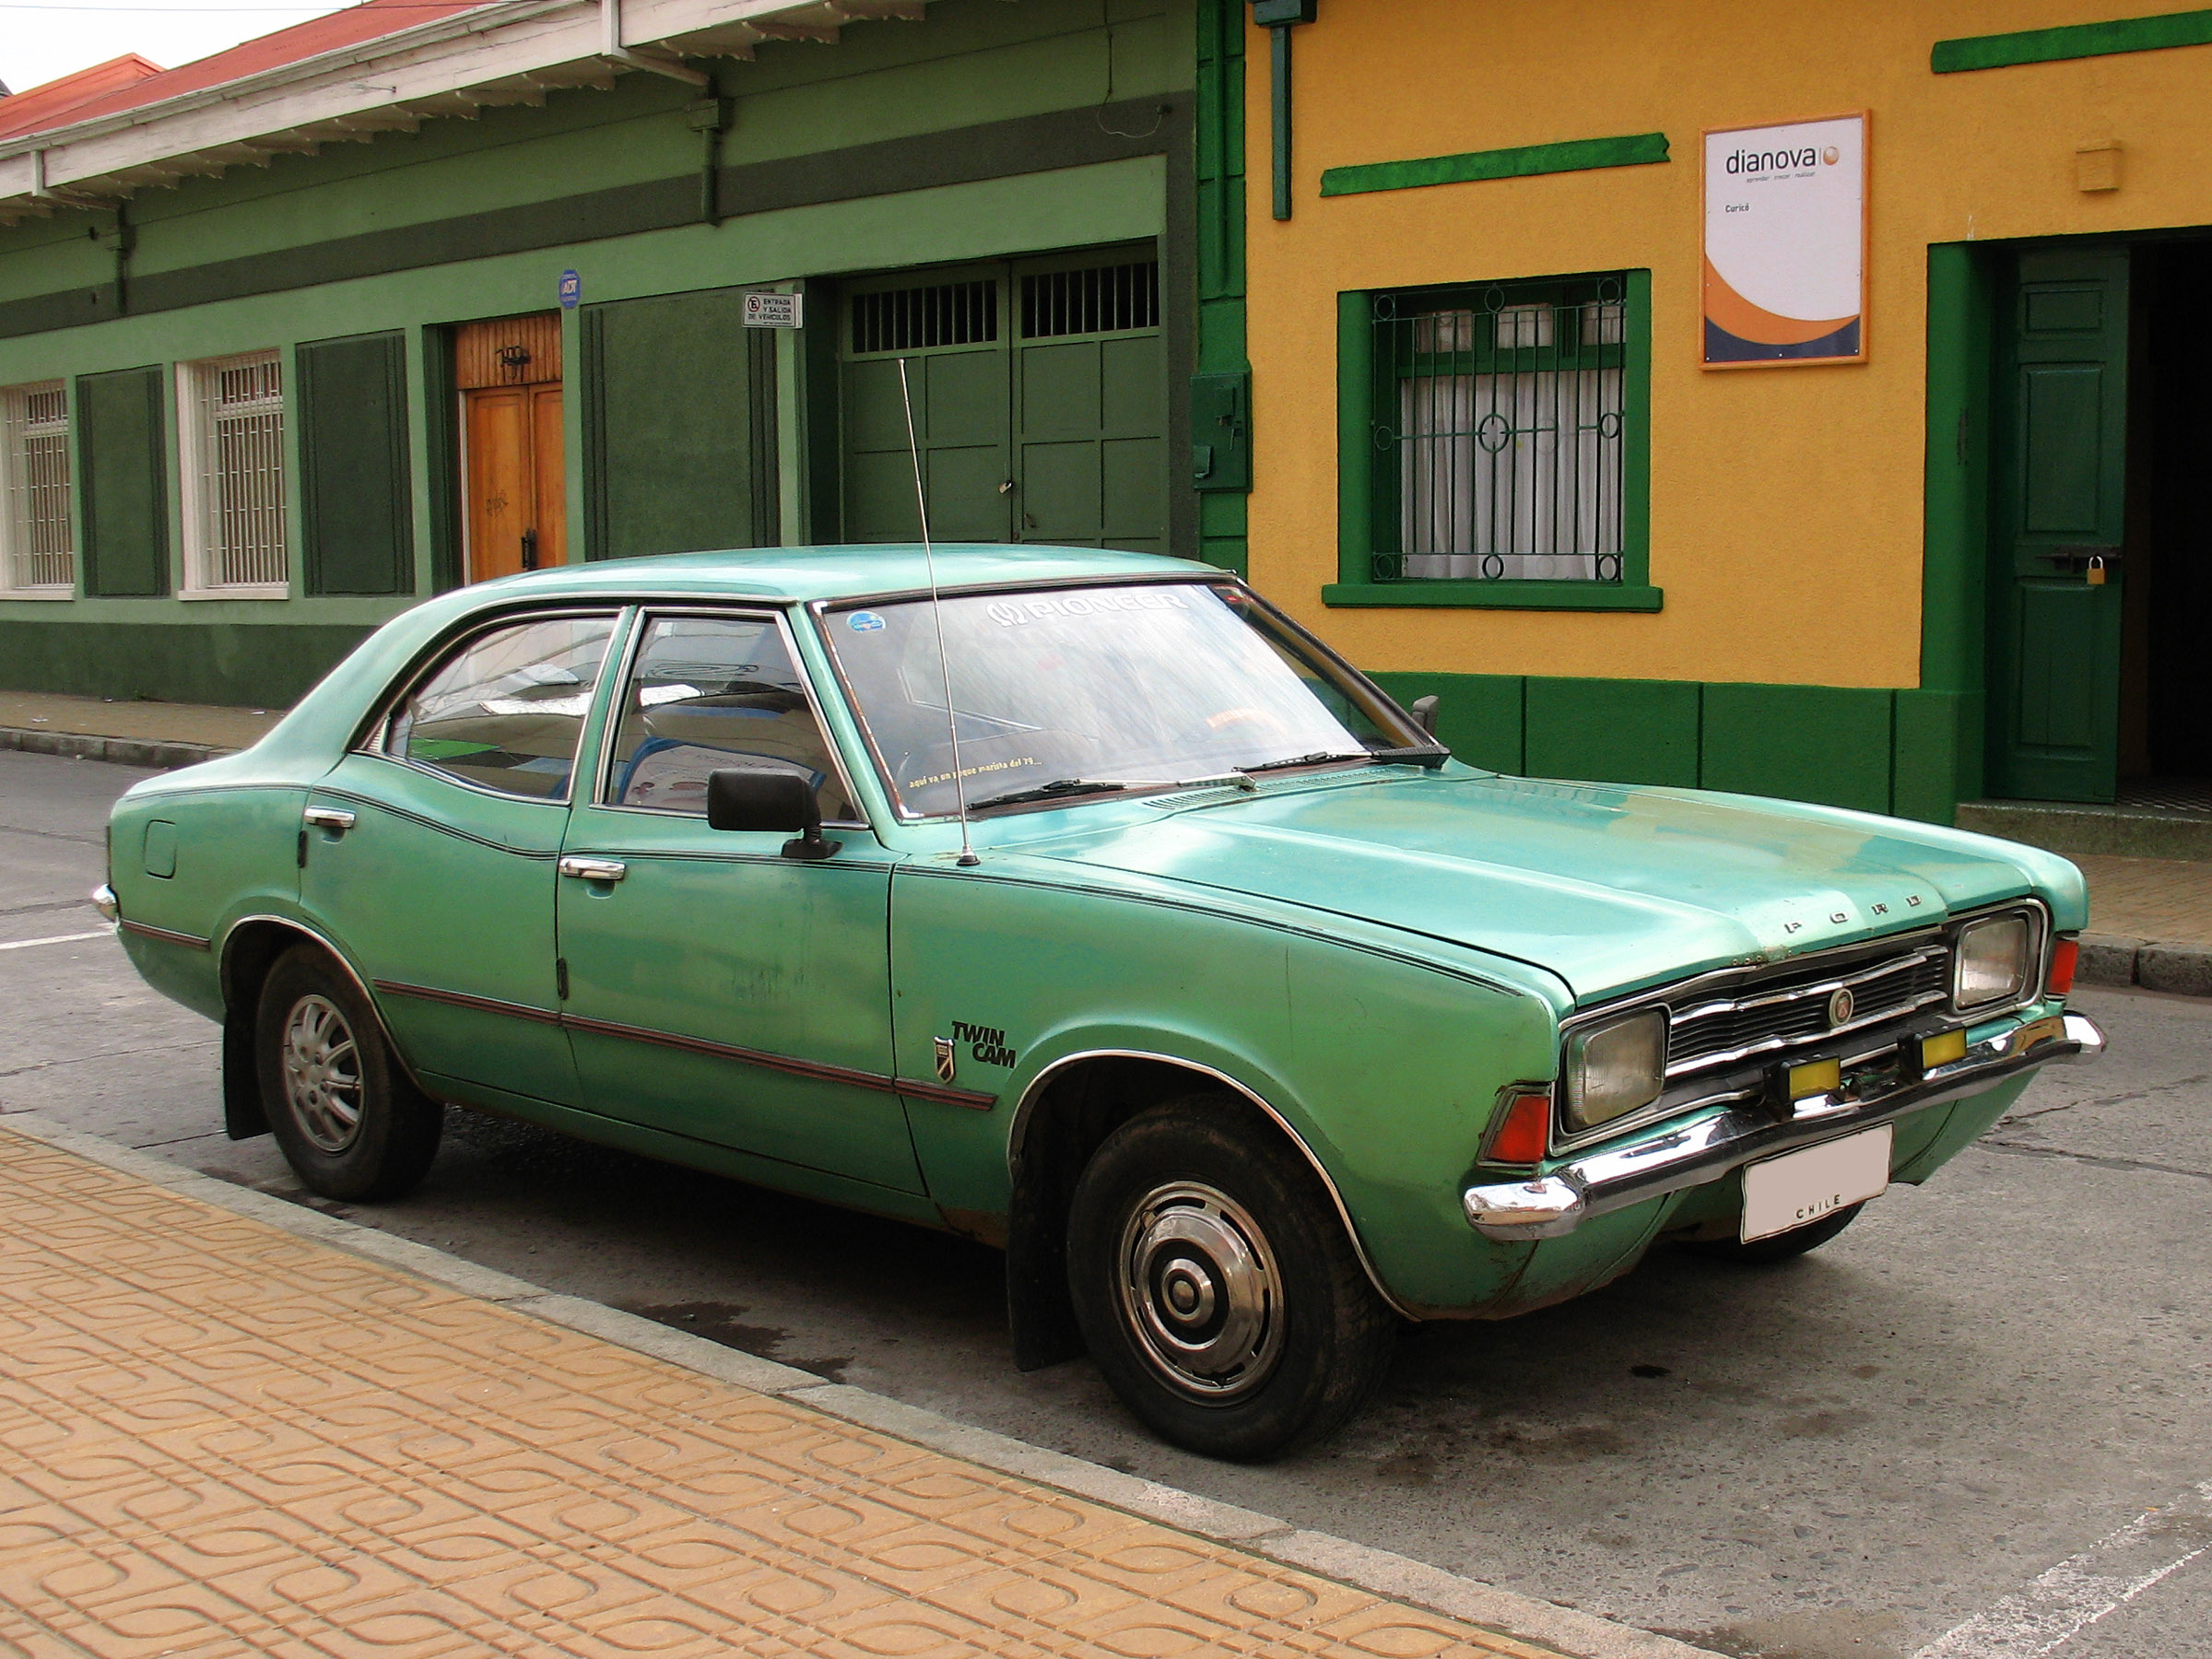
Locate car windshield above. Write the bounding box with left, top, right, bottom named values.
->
left=823, top=582, right=1427, bottom=818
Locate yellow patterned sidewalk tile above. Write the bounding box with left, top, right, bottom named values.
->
left=34, top=1581, right=276, bottom=1659
left=0, top=1128, right=1566, bottom=1659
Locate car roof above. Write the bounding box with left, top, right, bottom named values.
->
left=463, top=544, right=1218, bottom=606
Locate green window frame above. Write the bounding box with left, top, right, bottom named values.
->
left=1327, top=269, right=1659, bottom=611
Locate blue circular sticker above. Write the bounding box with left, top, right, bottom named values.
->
left=848, top=611, right=886, bottom=632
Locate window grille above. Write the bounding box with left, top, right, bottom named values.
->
left=0, top=382, right=73, bottom=592
left=1020, top=260, right=1159, bottom=338
left=182, top=350, right=288, bottom=592
left=1371, top=274, right=1630, bottom=583
left=850, top=280, right=997, bottom=354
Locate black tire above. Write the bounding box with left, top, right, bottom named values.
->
left=1687, top=1201, right=1865, bottom=1265
left=255, top=943, right=442, bottom=1202
left=1066, top=1099, right=1396, bottom=1462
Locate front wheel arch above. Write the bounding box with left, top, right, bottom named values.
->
left=1004, top=1052, right=1406, bottom=1372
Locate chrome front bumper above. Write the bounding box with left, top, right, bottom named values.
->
left=1464, top=1010, right=2105, bottom=1241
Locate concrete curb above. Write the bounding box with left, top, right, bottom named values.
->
left=0, top=724, right=229, bottom=771
left=2076, top=931, right=2212, bottom=997
left=1, top=1109, right=1716, bottom=1659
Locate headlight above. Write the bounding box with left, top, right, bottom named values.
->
left=1955, top=914, right=2032, bottom=1010
left=1563, top=1008, right=1668, bottom=1135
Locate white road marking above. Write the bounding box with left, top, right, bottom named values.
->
left=0, top=929, right=112, bottom=952
left=1914, top=1481, right=2212, bottom=1658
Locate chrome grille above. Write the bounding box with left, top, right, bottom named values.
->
left=1666, top=940, right=1951, bottom=1079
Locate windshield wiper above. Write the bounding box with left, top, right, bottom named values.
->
left=965, top=772, right=1254, bottom=812
left=1237, top=750, right=1376, bottom=775
left=965, top=779, right=1136, bottom=811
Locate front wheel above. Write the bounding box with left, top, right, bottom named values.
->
left=256, top=943, right=442, bottom=1202
left=1066, top=1100, right=1396, bottom=1461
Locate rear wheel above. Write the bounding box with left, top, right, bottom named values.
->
left=1066, top=1099, right=1396, bottom=1462
left=1687, top=1201, right=1865, bottom=1265
left=256, top=943, right=442, bottom=1202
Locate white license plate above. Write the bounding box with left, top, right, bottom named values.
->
left=1741, top=1125, right=1893, bottom=1243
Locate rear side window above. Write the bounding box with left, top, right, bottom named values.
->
left=602, top=612, right=858, bottom=822
left=381, top=613, right=618, bottom=800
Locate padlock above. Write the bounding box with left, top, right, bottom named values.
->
left=2087, top=555, right=2107, bottom=586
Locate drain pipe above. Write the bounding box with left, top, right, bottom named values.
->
left=1251, top=0, right=1316, bottom=221
left=599, top=0, right=709, bottom=87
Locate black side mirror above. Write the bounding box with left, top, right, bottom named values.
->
left=1410, top=694, right=1441, bottom=738
left=706, top=769, right=841, bottom=861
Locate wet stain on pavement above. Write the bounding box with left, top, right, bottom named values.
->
left=1675, top=1607, right=1909, bottom=1659
left=625, top=1298, right=855, bottom=1382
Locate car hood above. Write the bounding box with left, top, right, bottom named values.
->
left=1018, top=771, right=2084, bottom=1004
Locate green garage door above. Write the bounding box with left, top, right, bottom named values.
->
left=841, top=251, right=1165, bottom=553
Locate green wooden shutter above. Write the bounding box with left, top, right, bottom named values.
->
left=582, top=288, right=777, bottom=560
left=77, top=366, right=169, bottom=597
left=299, top=332, right=414, bottom=595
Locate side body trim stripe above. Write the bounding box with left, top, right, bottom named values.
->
left=120, top=919, right=212, bottom=951
left=372, top=980, right=997, bottom=1110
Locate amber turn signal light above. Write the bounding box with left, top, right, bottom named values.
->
left=2047, top=937, right=2078, bottom=997
left=1488, top=1092, right=1554, bottom=1165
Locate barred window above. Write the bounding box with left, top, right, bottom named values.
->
left=181, top=350, right=289, bottom=594
left=1020, top=261, right=1159, bottom=339
left=1371, top=274, right=1635, bottom=585
left=850, top=280, right=997, bottom=355
left=0, top=381, right=73, bottom=594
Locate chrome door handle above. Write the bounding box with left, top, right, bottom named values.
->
left=302, top=806, right=357, bottom=832
left=558, top=856, right=627, bottom=883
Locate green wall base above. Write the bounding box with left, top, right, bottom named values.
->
left=1371, top=670, right=1969, bottom=824
left=0, top=620, right=372, bottom=708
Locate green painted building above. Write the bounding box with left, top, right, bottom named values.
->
left=0, top=0, right=1252, bottom=709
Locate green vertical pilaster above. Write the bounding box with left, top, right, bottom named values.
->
left=1900, top=242, right=1995, bottom=823
left=1196, top=0, right=1250, bottom=574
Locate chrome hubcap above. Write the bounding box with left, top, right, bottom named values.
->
left=1115, top=1181, right=1285, bottom=1403
left=281, top=994, right=363, bottom=1154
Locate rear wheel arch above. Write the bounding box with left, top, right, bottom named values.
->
left=1003, top=1050, right=1406, bottom=1371
left=217, top=918, right=419, bottom=1139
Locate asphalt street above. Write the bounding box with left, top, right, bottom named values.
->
left=5, top=746, right=2207, bottom=1659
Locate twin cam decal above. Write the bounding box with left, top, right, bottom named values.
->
left=935, top=1020, right=1018, bottom=1082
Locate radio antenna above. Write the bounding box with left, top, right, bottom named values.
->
left=898, top=356, right=979, bottom=867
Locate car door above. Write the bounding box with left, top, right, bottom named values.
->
left=556, top=607, right=924, bottom=1194
left=300, top=607, right=621, bottom=1107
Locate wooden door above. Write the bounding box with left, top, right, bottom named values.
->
left=1988, top=248, right=2130, bottom=803
left=456, top=313, right=565, bottom=582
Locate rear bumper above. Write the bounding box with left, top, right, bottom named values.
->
left=1464, top=1009, right=2104, bottom=1240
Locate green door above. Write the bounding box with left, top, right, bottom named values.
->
left=556, top=609, right=924, bottom=1195
left=1988, top=247, right=2130, bottom=803
left=300, top=610, right=623, bottom=1106
left=841, top=252, right=1164, bottom=551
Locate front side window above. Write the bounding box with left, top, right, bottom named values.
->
left=824, top=582, right=1426, bottom=818
left=0, top=382, right=73, bottom=594
left=601, top=613, right=857, bottom=823
left=1366, top=272, right=1644, bottom=586
left=181, top=350, right=288, bottom=594
left=381, top=613, right=618, bottom=799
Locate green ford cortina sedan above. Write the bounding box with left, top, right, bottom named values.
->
left=100, top=547, right=2104, bottom=1459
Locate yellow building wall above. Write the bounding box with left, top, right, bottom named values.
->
left=1249, top=0, right=2212, bottom=688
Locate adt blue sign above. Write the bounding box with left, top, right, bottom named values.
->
left=559, top=269, right=581, bottom=310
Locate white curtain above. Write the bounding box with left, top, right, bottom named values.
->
left=1399, top=363, right=1623, bottom=581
